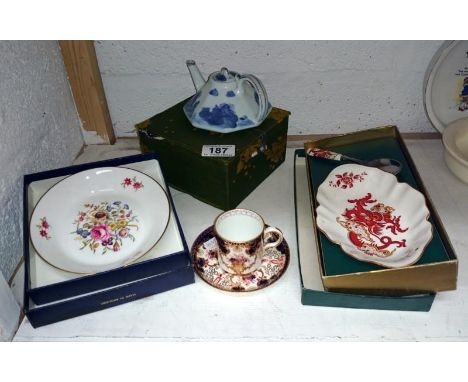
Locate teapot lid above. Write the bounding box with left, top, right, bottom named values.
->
left=212, top=67, right=237, bottom=82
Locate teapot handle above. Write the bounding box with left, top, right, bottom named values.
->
left=239, top=74, right=269, bottom=122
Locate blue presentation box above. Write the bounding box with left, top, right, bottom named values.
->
left=23, top=153, right=194, bottom=328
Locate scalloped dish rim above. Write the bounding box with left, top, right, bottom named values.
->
left=315, top=164, right=433, bottom=269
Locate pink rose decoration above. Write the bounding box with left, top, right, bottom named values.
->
left=90, top=224, right=111, bottom=242
left=37, top=217, right=51, bottom=239
left=121, top=176, right=144, bottom=191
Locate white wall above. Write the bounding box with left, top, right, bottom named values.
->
left=95, top=40, right=442, bottom=137
left=0, top=41, right=84, bottom=280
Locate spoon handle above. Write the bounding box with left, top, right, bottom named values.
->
left=306, top=147, right=345, bottom=161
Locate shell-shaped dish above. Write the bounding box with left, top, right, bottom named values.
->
left=316, top=164, right=433, bottom=268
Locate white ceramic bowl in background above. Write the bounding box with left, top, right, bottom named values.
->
left=442, top=117, right=468, bottom=185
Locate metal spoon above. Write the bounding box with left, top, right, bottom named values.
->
left=306, top=147, right=402, bottom=175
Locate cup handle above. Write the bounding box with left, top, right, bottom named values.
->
left=263, top=226, right=283, bottom=251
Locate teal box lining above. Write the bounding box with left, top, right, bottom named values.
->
left=308, top=137, right=451, bottom=277
left=294, top=149, right=435, bottom=311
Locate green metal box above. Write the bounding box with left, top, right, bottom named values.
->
left=136, top=99, right=290, bottom=210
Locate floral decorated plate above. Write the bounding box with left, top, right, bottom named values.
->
left=30, top=167, right=170, bottom=274
left=191, top=226, right=289, bottom=293
left=316, top=164, right=433, bottom=268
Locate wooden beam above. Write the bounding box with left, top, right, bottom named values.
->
left=59, top=40, right=115, bottom=144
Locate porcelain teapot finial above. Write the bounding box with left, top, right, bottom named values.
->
left=183, top=59, right=271, bottom=133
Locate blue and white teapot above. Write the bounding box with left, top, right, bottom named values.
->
left=183, top=60, right=272, bottom=133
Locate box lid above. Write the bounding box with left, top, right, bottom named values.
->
left=23, top=153, right=193, bottom=305
left=306, top=133, right=451, bottom=276
left=294, top=149, right=436, bottom=311
left=303, top=126, right=458, bottom=294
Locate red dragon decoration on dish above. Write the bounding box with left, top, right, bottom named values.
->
left=337, top=193, right=408, bottom=258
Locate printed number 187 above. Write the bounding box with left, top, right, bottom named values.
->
left=210, top=147, right=228, bottom=154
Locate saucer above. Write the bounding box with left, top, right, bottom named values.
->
left=191, top=226, right=289, bottom=293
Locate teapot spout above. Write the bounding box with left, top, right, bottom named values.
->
left=186, top=60, right=206, bottom=92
